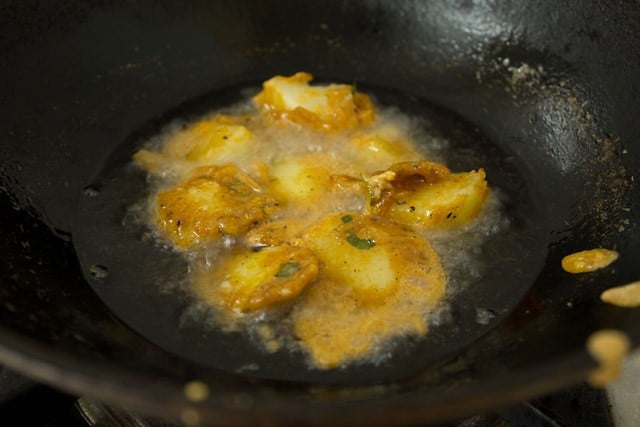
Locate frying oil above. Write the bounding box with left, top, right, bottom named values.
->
left=128, top=93, right=508, bottom=369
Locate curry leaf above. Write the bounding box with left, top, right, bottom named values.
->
left=275, top=262, right=300, bottom=278
left=347, top=232, right=376, bottom=250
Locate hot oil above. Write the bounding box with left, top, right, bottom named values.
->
left=128, top=93, right=508, bottom=370
left=75, top=82, right=538, bottom=382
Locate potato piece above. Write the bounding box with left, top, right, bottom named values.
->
left=302, top=213, right=440, bottom=302
left=294, top=213, right=446, bottom=367
left=133, top=115, right=254, bottom=175
left=253, top=72, right=375, bottom=132
left=268, top=154, right=368, bottom=215
left=366, top=161, right=452, bottom=210
left=185, top=122, right=253, bottom=164
left=244, top=219, right=308, bottom=249
left=387, top=160, right=451, bottom=185
left=214, top=246, right=319, bottom=312
left=269, top=156, right=333, bottom=202
left=155, top=165, right=278, bottom=248
left=386, top=169, right=488, bottom=229
left=348, top=126, right=423, bottom=171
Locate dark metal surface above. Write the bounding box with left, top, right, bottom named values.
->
left=1, top=0, right=639, bottom=425
left=0, top=373, right=613, bottom=427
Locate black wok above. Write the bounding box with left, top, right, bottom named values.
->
left=1, top=0, right=639, bottom=425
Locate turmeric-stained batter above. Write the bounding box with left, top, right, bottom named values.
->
left=194, top=245, right=319, bottom=312
left=347, top=126, right=423, bottom=171
left=294, top=214, right=446, bottom=368
left=253, top=72, right=375, bottom=132
left=155, top=165, right=278, bottom=248
left=134, top=115, right=255, bottom=176
left=268, top=153, right=368, bottom=218
left=386, top=169, right=489, bottom=229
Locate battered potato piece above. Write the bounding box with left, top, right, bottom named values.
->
left=294, top=213, right=446, bottom=367
left=385, top=169, right=489, bottom=228
left=200, top=246, right=319, bottom=312
left=387, top=160, right=452, bottom=185
left=561, top=249, right=619, bottom=274
left=268, top=153, right=368, bottom=216
left=348, top=126, right=423, bottom=171
left=244, top=219, right=308, bottom=249
left=253, top=72, right=375, bottom=132
left=366, top=161, right=451, bottom=209
left=155, top=165, right=278, bottom=248
left=134, top=115, right=254, bottom=175
left=269, top=155, right=334, bottom=202
left=302, top=213, right=440, bottom=301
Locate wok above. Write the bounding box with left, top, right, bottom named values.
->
left=1, top=0, right=639, bottom=425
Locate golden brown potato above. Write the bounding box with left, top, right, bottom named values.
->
left=385, top=169, right=489, bottom=229
left=347, top=126, right=423, bottom=171
left=253, top=72, right=375, bottom=132
left=155, top=165, right=278, bottom=248
left=365, top=161, right=452, bottom=210
left=244, top=219, right=308, bottom=249
left=293, top=213, right=446, bottom=367
left=301, top=213, right=443, bottom=302
left=133, top=115, right=255, bottom=175
left=268, top=153, right=369, bottom=216
left=210, top=245, right=319, bottom=312
left=386, top=160, right=451, bottom=185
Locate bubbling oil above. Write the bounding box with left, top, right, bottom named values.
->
left=130, top=92, right=508, bottom=369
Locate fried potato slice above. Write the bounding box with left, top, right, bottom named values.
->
left=268, top=153, right=368, bottom=215
left=133, top=115, right=255, bottom=175
left=214, top=246, right=319, bottom=311
left=348, top=126, right=423, bottom=171
left=386, top=169, right=489, bottom=229
left=366, top=161, right=452, bottom=210
left=253, top=72, right=375, bottom=132
left=244, top=219, right=308, bottom=249
left=386, top=160, right=451, bottom=185
left=301, top=213, right=441, bottom=302
left=269, top=155, right=333, bottom=202
left=155, top=165, right=278, bottom=248
left=294, top=213, right=446, bottom=367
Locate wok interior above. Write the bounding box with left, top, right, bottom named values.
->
left=1, top=1, right=639, bottom=424
left=70, top=82, right=548, bottom=384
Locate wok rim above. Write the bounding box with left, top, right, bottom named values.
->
left=0, top=323, right=600, bottom=426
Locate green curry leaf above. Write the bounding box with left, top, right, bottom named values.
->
left=275, top=262, right=300, bottom=278
left=347, top=232, right=376, bottom=250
